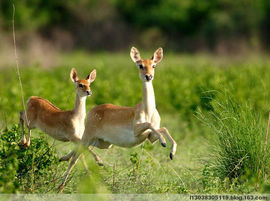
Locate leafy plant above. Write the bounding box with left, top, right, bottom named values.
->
left=0, top=125, right=60, bottom=193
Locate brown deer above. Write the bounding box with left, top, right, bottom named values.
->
left=58, top=47, right=177, bottom=192
left=19, top=68, right=102, bottom=164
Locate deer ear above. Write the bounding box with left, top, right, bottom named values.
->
left=130, top=47, right=141, bottom=63
left=70, top=68, right=79, bottom=83
left=152, top=47, right=163, bottom=64
left=86, top=69, right=96, bottom=83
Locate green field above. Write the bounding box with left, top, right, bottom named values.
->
left=0, top=52, right=270, bottom=193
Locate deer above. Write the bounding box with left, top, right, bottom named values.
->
left=58, top=47, right=177, bottom=193
left=19, top=68, right=103, bottom=165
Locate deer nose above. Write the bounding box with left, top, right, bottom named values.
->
left=145, top=75, right=153, bottom=81
left=86, top=91, right=92, bottom=96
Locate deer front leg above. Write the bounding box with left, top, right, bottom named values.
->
left=148, top=132, right=159, bottom=144
left=158, top=127, right=177, bottom=160
left=134, top=122, right=166, bottom=147
left=88, top=147, right=104, bottom=166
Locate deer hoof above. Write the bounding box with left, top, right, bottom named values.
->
left=161, top=142, right=166, bottom=147
left=19, top=142, right=28, bottom=149
left=25, top=142, right=30, bottom=148
left=19, top=139, right=27, bottom=147
left=58, top=184, right=64, bottom=194
left=170, top=153, right=174, bottom=160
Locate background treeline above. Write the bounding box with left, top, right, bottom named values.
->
left=1, top=0, right=270, bottom=52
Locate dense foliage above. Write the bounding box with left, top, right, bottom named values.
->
left=1, top=0, right=270, bottom=50
left=0, top=125, right=60, bottom=193
left=115, top=0, right=270, bottom=50
left=0, top=0, right=71, bottom=31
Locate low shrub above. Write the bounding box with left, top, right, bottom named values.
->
left=198, top=93, right=270, bottom=192
left=0, top=125, right=60, bottom=193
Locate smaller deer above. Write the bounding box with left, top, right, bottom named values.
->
left=19, top=68, right=101, bottom=164
left=58, top=47, right=177, bottom=193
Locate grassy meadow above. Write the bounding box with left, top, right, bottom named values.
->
left=0, top=52, right=270, bottom=193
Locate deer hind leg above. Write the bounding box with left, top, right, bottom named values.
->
left=19, top=110, right=34, bottom=148
left=60, top=148, right=103, bottom=167
left=59, top=135, right=82, bottom=162
left=19, top=111, right=27, bottom=146
left=134, top=122, right=166, bottom=147
left=59, top=150, right=75, bottom=162
left=25, top=129, right=32, bottom=147
left=93, top=138, right=112, bottom=149
left=59, top=149, right=93, bottom=170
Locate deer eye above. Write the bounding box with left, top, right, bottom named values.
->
left=139, top=64, right=143, bottom=69
left=79, top=84, right=83, bottom=88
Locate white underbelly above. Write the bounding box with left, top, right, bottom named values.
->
left=36, top=123, right=69, bottom=141
left=98, top=125, right=138, bottom=147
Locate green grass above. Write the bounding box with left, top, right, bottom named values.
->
left=198, top=94, right=270, bottom=193
left=0, top=52, right=270, bottom=193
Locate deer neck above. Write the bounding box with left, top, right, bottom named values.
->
left=142, top=81, right=156, bottom=116
left=73, top=94, right=86, bottom=120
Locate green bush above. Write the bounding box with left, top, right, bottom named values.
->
left=115, top=0, right=213, bottom=34
left=1, top=0, right=270, bottom=50
left=115, top=0, right=268, bottom=50
left=0, top=125, right=60, bottom=193
left=0, top=0, right=72, bottom=31
left=198, top=93, right=270, bottom=192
